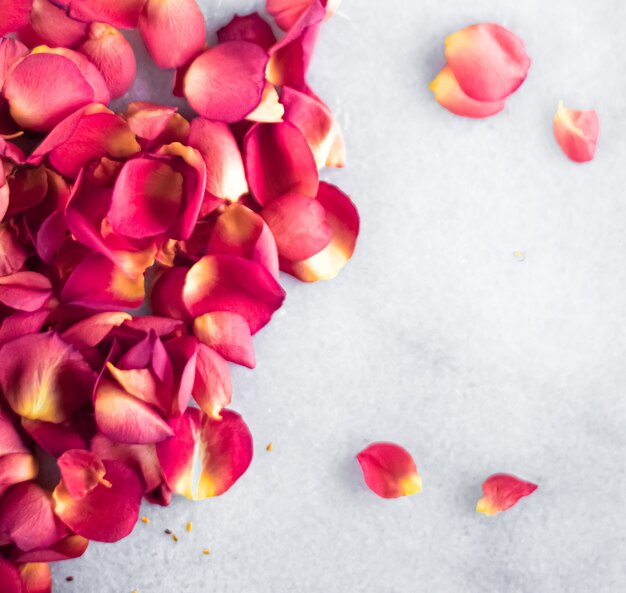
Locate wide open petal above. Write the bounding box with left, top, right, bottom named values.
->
left=184, top=42, right=268, bottom=123
left=244, top=121, right=318, bottom=205
left=193, top=311, right=255, bottom=369
left=188, top=117, right=248, bottom=203
left=0, top=271, right=51, bottom=312
left=3, top=53, right=94, bottom=132
left=18, top=563, right=51, bottom=593
left=445, top=23, right=531, bottom=102
left=157, top=408, right=252, bottom=499
left=78, top=23, right=137, bottom=99
left=429, top=65, right=506, bottom=118
left=553, top=101, right=599, bottom=163
left=0, top=332, right=95, bottom=423
left=183, top=255, right=286, bottom=333
left=53, top=456, right=143, bottom=542
left=217, top=13, right=276, bottom=50
left=356, top=442, right=422, bottom=499
left=0, top=0, right=31, bottom=37
left=192, top=343, right=232, bottom=419
left=283, top=181, right=358, bottom=282
left=261, top=192, right=331, bottom=261
left=19, top=0, right=88, bottom=49
left=55, top=0, right=146, bottom=29
left=476, top=473, right=537, bottom=516
left=139, top=0, right=205, bottom=69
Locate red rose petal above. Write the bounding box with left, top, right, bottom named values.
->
left=0, top=271, right=51, bottom=312
left=217, top=13, right=277, bottom=51
left=445, top=23, right=531, bottom=102
left=18, top=563, right=51, bottom=593
left=0, top=332, right=95, bottom=424
left=0, top=453, right=38, bottom=498
left=12, top=532, right=89, bottom=564
left=356, top=442, right=422, bottom=499
left=18, top=0, right=88, bottom=49
left=184, top=42, right=269, bottom=123
left=193, top=311, right=256, bottom=369
left=157, top=408, right=253, bottom=499
left=477, top=473, right=537, bottom=515
left=244, top=121, right=319, bottom=205
left=553, top=101, right=599, bottom=163
left=0, top=310, right=49, bottom=349
left=139, top=0, right=205, bottom=69
left=192, top=343, right=232, bottom=419
left=246, top=81, right=285, bottom=123
left=53, top=457, right=143, bottom=542
left=61, top=312, right=132, bottom=350
left=0, top=38, right=29, bottom=90
left=123, top=102, right=190, bottom=148
left=55, top=0, right=146, bottom=29
left=0, top=225, right=27, bottom=276
left=21, top=416, right=93, bottom=458
left=267, top=0, right=340, bottom=31
left=429, top=65, right=507, bottom=118
left=0, top=0, right=31, bottom=37
left=0, top=558, right=22, bottom=593
left=78, top=23, right=137, bottom=99
left=57, top=450, right=110, bottom=499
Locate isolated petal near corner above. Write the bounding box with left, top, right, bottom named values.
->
left=476, top=473, right=537, bottom=515
left=553, top=101, right=599, bottom=163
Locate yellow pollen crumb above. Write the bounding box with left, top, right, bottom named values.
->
left=203, top=549, right=210, bottom=555
left=186, top=522, right=192, bottom=532
left=172, top=534, right=179, bottom=542
left=266, top=442, right=273, bottom=452
left=141, top=517, right=149, bottom=524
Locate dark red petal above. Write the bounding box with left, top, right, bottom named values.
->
left=0, top=558, right=21, bottom=593
left=217, top=13, right=276, bottom=51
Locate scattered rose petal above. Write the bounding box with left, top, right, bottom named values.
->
left=0, top=0, right=31, bottom=37
left=217, top=13, right=277, bottom=51
left=476, top=473, right=537, bottom=515
left=553, top=101, right=599, bottom=163
left=18, top=0, right=88, bottom=49
left=18, top=563, right=52, bottom=593
left=193, top=311, right=255, bottom=369
left=55, top=0, right=146, bottom=29
left=192, top=343, right=232, bottom=418
left=267, top=0, right=340, bottom=31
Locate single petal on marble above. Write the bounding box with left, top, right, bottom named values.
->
left=78, top=23, right=137, bottom=99
left=283, top=181, right=358, bottom=282
left=183, top=255, right=286, bottom=333
left=476, top=473, right=537, bottom=515
left=184, top=42, right=269, bottom=123
left=356, top=442, right=422, bottom=499
left=267, top=0, right=340, bottom=31
left=139, top=0, right=205, bottom=69
left=445, top=23, right=531, bottom=102
left=193, top=311, right=255, bottom=369
left=0, top=332, right=95, bottom=423
left=553, top=101, right=599, bottom=163
left=261, top=192, right=331, bottom=261
left=0, top=0, right=31, bottom=37
left=18, top=0, right=87, bottom=49
left=55, top=0, right=146, bottom=29
left=192, top=343, right=232, bottom=419
left=18, top=563, right=51, bottom=593
left=53, top=458, right=143, bottom=542
left=157, top=408, right=253, bottom=500
left=217, top=13, right=277, bottom=50
left=57, top=450, right=110, bottom=500
left=0, top=271, right=51, bottom=312
left=3, top=53, right=93, bottom=132
left=244, top=121, right=319, bottom=205
left=61, top=312, right=132, bottom=350
left=429, top=65, right=506, bottom=118
left=95, top=379, right=174, bottom=444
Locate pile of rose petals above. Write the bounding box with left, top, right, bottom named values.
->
left=0, top=0, right=359, bottom=590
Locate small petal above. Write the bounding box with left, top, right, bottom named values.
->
left=182, top=255, right=286, bottom=333
left=283, top=182, right=358, bottom=282
left=0, top=38, right=29, bottom=89
left=18, top=563, right=51, bottom=593
left=261, top=192, right=331, bottom=261
left=12, top=532, right=89, bottom=564
left=217, top=13, right=276, bottom=51
left=0, top=225, right=27, bottom=276
left=57, top=450, right=110, bottom=499
left=124, top=101, right=190, bottom=146
left=192, top=344, right=232, bottom=418
left=244, top=121, right=319, bottom=205
left=267, top=0, right=340, bottom=31
left=0, top=332, right=95, bottom=423
left=18, top=0, right=88, bottom=49
left=356, top=442, right=422, bottom=499
left=476, top=473, right=537, bottom=516
left=157, top=408, right=253, bottom=500
left=445, top=23, right=531, bottom=102
left=0, top=0, right=31, bottom=37
left=78, top=23, right=137, bottom=99
left=193, top=311, right=255, bottom=368
left=139, top=0, right=205, bottom=69
left=429, top=65, right=506, bottom=118
left=0, top=310, right=48, bottom=349
left=0, top=271, right=51, bottom=312
left=53, top=457, right=143, bottom=542
left=55, top=0, right=146, bottom=29
left=553, top=101, right=599, bottom=163
left=184, top=42, right=269, bottom=123
left=0, top=453, right=38, bottom=497
left=61, top=311, right=132, bottom=350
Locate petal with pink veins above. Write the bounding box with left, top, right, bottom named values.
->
left=0, top=38, right=29, bottom=89
left=445, top=23, right=531, bottom=102
left=184, top=42, right=269, bottom=123
left=553, top=101, right=599, bottom=163
left=18, top=0, right=88, bottom=49
left=356, top=442, right=422, bottom=499
left=477, top=473, right=537, bottom=515
left=193, top=311, right=255, bottom=369
left=157, top=408, right=253, bottom=499
left=217, top=13, right=277, bottom=50
left=192, top=343, right=232, bottom=419
left=139, top=0, right=205, bottom=69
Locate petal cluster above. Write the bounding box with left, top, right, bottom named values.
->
left=0, top=0, right=358, bottom=586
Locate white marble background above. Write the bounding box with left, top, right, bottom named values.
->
left=53, top=0, right=626, bottom=591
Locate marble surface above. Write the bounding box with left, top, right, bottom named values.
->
left=53, top=0, right=626, bottom=591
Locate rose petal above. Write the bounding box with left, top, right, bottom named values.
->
left=445, top=23, right=531, bottom=102
left=139, top=0, right=205, bottom=69
left=3, top=53, right=94, bottom=132
left=57, top=449, right=110, bottom=499
left=0, top=454, right=38, bottom=498
left=55, top=0, right=146, bottom=29
left=0, top=224, right=27, bottom=276
left=188, top=117, right=249, bottom=203
left=0, top=482, right=59, bottom=551
left=429, top=65, right=506, bottom=118
left=11, top=533, right=88, bottom=564
left=0, top=558, right=22, bottom=593
left=283, top=181, right=358, bottom=281
left=0, top=310, right=48, bottom=349
left=5, top=165, right=48, bottom=218
left=192, top=343, right=232, bottom=419
left=61, top=311, right=132, bottom=350
left=0, top=271, right=51, bottom=312
left=217, top=13, right=277, bottom=51
left=245, top=81, right=285, bottom=123
left=476, top=473, right=537, bottom=515
left=244, top=121, right=319, bottom=205
left=182, top=255, right=286, bottom=333
left=0, top=0, right=31, bottom=37
left=53, top=457, right=143, bottom=542
left=18, top=0, right=88, bottom=49
left=261, top=192, right=331, bottom=261
left=78, top=23, right=137, bottom=99
left=267, top=0, right=340, bottom=31
left=123, top=102, right=190, bottom=147
left=356, top=442, right=422, bottom=499
left=193, top=311, right=255, bottom=369
left=18, top=563, right=51, bottom=593
left=21, top=416, right=94, bottom=458
left=0, top=332, right=95, bottom=423
left=184, top=42, right=269, bottom=123
left=553, top=101, right=599, bottom=163
left=157, top=408, right=252, bottom=499
left=0, top=39, right=29, bottom=90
